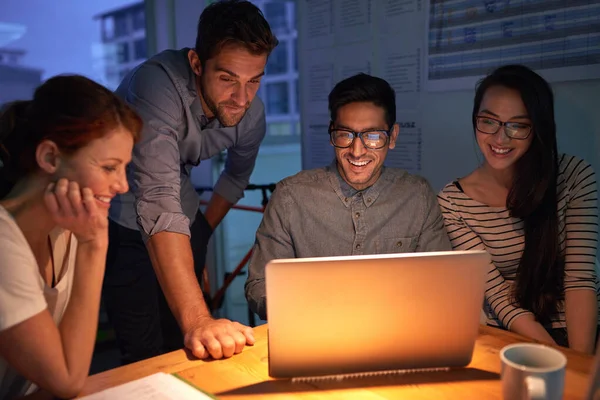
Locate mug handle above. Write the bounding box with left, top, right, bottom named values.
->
left=525, top=376, right=547, bottom=400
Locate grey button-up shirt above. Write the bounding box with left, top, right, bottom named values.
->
left=109, top=48, right=266, bottom=241
left=245, top=162, right=452, bottom=319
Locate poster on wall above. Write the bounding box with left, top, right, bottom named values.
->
left=386, top=111, right=423, bottom=174
left=334, top=0, right=373, bottom=45
left=379, top=38, right=423, bottom=110
left=302, top=48, right=335, bottom=115
left=426, top=0, right=600, bottom=91
left=335, top=42, right=374, bottom=82
left=299, top=0, right=334, bottom=50
left=299, top=0, right=425, bottom=173
left=302, top=113, right=335, bottom=168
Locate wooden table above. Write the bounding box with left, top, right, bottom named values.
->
left=56, top=324, right=594, bottom=400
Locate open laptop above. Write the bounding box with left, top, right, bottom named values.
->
left=265, top=250, right=490, bottom=378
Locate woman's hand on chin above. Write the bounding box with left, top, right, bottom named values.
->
left=44, top=178, right=108, bottom=247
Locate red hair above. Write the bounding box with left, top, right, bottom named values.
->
left=0, top=75, right=142, bottom=198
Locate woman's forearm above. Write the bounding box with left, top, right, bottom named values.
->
left=510, top=314, right=557, bottom=345
left=565, top=289, right=598, bottom=354
left=57, top=241, right=107, bottom=391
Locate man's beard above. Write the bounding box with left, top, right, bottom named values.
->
left=200, top=81, right=249, bottom=127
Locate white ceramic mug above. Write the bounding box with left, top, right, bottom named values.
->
left=500, top=343, right=566, bottom=400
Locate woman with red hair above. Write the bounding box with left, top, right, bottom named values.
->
left=0, top=75, right=142, bottom=398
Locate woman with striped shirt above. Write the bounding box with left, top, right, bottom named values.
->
left=438, top=65, right=599, bottom=354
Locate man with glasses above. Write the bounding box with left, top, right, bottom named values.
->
left=245, top=73, right=451, bottom=320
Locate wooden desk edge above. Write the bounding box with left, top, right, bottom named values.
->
left=21, top=324, right=596, bottom=399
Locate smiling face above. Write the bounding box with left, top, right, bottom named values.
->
left=476, top=85, right=534, bottom=173
left=189, top=45, right=267, bottom=127
left=333, top=102, right=398, bottom=191
left=53, top=127, right=133, bottom=214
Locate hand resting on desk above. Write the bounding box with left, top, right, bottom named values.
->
left=184, top=317, right=255, bottom=359
left=146, top=231, right=255, bottom=361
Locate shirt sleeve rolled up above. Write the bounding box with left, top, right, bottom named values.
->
left=123, top=63, right=190, bottom=242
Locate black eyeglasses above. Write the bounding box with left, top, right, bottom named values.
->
left=475, top=116, right=532, bottom=140
left=328, top=127, right=390, bottom=150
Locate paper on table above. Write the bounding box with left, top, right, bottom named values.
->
left=77, top=372, right=216, bottom=400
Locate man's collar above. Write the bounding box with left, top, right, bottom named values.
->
left=326, top=160, right=386, bottom=208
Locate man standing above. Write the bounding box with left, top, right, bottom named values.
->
left=104, top=0, right=278, bottom=363
left=245, top=73, right=452, bottom=320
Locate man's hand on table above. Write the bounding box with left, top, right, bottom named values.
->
left=184, top=317, right=255, bottom=359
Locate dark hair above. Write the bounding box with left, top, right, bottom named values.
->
left=0, top=74, right=142, bottom=198
left=195, top=0, right=278, bottom=66
left=473, top=64, right=562, bottom=325
left=328, top=73, right=396, bottom=129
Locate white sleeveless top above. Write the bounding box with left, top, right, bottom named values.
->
left=0, top=205, right=77, bottom=398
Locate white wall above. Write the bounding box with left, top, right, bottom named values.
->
left=554, top=81, right=600, bottom=182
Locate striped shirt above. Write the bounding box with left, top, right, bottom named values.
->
left=438, top=154, right=599, bottom=330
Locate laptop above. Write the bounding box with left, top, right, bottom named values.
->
left=265, top=250, right=490, bottom=378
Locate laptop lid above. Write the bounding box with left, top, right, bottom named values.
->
left=265, top=250, right=490, bottom=378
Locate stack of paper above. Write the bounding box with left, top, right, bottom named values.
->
left=78, top=372, right=216, bottom=399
